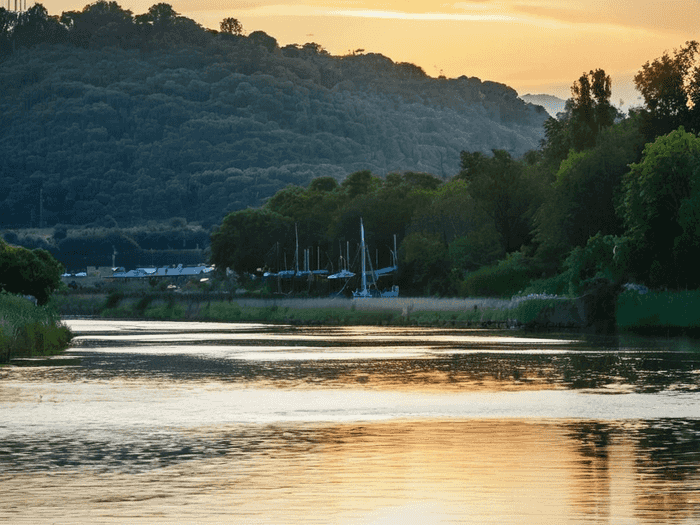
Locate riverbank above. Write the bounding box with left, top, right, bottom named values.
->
left=54, top=288, right=700, bottom=335
left=56, top=291, right=587, bottom=330
left=0, top=293, right=73, bottom=363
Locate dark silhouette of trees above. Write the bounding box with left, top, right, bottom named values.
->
left=634, top=41, right=700, bottom=139
left=12, top=4, right=66, bottom=48
left=570, top=69, right=615, bottom=150
left=0, top=239, right=64, bottom=305
left=60, top=1, right=134, bottom=48
left=539, top=69, right=616, bottom=168
left=219, top=17, right=243, bottom=35
left=248, top=30, right=277, bottom=52
left=458, top=150, right=535, bottom=254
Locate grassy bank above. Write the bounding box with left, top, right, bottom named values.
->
left=617, top=289, right=700, bottom=333
left=0, top=293, right=73, bottom=363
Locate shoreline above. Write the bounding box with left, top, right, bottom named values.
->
left=55, top=292, right=590, bottom=331
left=53, top=289, right=700, bottom=336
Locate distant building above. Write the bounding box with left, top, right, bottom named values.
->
left=110, top=264, right=215, bottom=279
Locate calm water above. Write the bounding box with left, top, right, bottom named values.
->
left=2, top=320, right=700, bottom=524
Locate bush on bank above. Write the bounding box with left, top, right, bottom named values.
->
left=0, top=292, right=73, bottom=363
left=617, top=289, right=700, bottom=331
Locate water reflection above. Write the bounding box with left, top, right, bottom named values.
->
left=2, top=420, right=699, bottom=524
left=1, top=320, right=699, bottom=524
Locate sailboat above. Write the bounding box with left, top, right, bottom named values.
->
left=352, top=218, right=399, bottom=299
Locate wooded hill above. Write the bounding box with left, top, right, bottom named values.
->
left=0, top=2, right=547, bottom=229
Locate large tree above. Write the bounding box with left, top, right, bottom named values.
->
left=619, top=127, right=700, bottom=287
left=0, top=239, right=64, bottom=305
left=209, top=208, right=293, bottom=274
left=219, top=17, right=243, bottom=36
left=457, top=149, right=535, bottom=254
left=634, top=41, right=700, bottom=139
left=540, top=69, right=616, bottom=167
left=534, top=115, right=644, bottom=260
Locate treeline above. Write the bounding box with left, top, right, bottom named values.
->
left=212, top=42, right=700, bottom=295
left=4, top=220, right=210, bottom=271
left=0, top=1, right=546, bottom=229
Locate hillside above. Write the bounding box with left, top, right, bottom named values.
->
left=0, top=4, right=548, bottom=228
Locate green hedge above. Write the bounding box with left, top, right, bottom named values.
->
left=617, top=289, right=700, bottom=329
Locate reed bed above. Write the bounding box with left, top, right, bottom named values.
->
left=0, top=293, right=73, bottom=363
left=92, top=292, right=581, bottom=328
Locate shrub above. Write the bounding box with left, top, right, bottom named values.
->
left=462, top=252, right=538, bottom=297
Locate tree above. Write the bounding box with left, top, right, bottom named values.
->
left=210, top=208, right=293, bottom=273
left=540, top=69, right=616, bottom=167
left=457, top=150, right=534, bottom=254
left=619, top=127, right=700, bottom=287
left=570, top=69, right=615, bottom=150
left=61, top=1, right=134, bottom=49
left=219, top=17, right=243, bottom=35
left=534, top=115, right=644, bottom=260
left=308, top=176, right=338, bottom=193
left=136, top=2, right=178, bottom=28
left=0, top=7, right=17, bottom=55
left=340, top=170, right=380, bottom=200
left=399, top=232, right=450, bottom=295
left=12, top=3, right=66, bottom=48
left=248, top=30, right=277, bottom=52
left=0, top=239, right=64, bottom=305
left=634, top=41, right=700, bottom=139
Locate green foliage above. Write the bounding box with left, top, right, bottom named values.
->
left=534, top=117, right=644, bottom=259
left=458, top=149, right=538, bottom=254
left=399, top=232, right=450, bottom=295
left=619, top=127, right=700, bottom=287
left=0, top=292, right=72, bottom=362
left=210, top=208, right=293, bottom=273
left=519, top=272, right=571, bottom=297
left=563, top=234, right=629, bottom=296
left=617, top=289, right=700, bottom=330
left=462, top=252, right=538, bottom=298
left=0, top=239, right=64, bottom=305
left=0, top=3, right=545, bottom=229
left=539, top=69, right=617, bottom=168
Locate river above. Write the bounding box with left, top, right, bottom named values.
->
left=1, top=320, right=699, bottom=524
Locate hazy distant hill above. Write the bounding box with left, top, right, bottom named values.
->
left=0, top=17, right=547, bottom=228
left=520, top=94, right=567, bottom=117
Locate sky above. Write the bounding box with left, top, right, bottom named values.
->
left=31, top=0, right=700, bottom=107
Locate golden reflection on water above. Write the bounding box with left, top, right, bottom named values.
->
left=3, top=419, right=698, bottom=524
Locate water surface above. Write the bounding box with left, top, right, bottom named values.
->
left=1, top=320, right=699, bottom=523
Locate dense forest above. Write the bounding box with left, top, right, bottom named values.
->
left=0, top=2, right=547, bottom=229
left=211, top=42, right=700, bottom=296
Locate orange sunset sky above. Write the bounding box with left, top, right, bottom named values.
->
left=27, top=0, right=700, bottom=105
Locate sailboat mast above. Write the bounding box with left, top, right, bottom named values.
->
left=295, top=223, right=299, bottom=273
left=360, top=218, right=367, bottom=293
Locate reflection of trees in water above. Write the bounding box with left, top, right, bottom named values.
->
left=633, top=420, right=700, bottom=523
left=563, top=420, right=700, bottom=523
left=565, top=422, right=611, bottom=521
left=18, top=335, right=700, bottom=394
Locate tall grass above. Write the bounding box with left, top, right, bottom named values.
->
left=0, top=293, right=73, bottom=363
